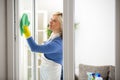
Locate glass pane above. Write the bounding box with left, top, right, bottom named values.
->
left=35, top=0, right=63, bottom=80
left=28, top=68, right=32, bottom=80
left=38, top=68, right=40, bottom=80
left=19, top=0, right=34, bottom=80
left=36, top=53, right=42, bottom=66
left=38, top=13, right=44, bottom=30
left=18, top=0, right=63, bottom=80
left=28, top=49, right=31, bottom=66
left=38, top=32, right=43, bottom=44
left=75, top=0, right=115, bottom=80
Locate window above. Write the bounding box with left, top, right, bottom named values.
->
left=18, top=1, right=48, bottom=80
left=7, top=0, right=75, bottom=80
left=18, top=0, right=63, bottom=80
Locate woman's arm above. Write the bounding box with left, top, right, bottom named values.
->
left=27, top=37, right=62, bottom=54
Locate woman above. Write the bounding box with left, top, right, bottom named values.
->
left=22, top=12, right=63, bottom=80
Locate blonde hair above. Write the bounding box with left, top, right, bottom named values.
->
left=53, top=12, right=63, bottom=27
left=52, top=12, right=63, bottom=38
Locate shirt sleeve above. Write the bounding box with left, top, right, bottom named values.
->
left=26, top=37, right=61, bottom=54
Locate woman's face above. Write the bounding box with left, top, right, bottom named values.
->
left=49, top=15, right=61, bottom=33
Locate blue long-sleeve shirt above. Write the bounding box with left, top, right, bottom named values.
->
left=27, top=36, right=63, bottom=65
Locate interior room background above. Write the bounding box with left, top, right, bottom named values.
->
left=0, top=0, right=118, bottom=80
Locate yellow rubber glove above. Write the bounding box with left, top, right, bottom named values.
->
left=20, top=13, right=30, bottom=36
left=23, top=26, right=31, bottom=38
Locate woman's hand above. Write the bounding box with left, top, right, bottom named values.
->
left=23, top=26, right=31, bottom=38
left=20, top=13, right=30, bottom=38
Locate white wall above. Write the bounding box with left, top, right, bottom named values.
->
left=0, top=0, right=7, bottom=79
left=75, top=0, right=115, bottom=70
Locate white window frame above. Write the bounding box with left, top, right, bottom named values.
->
left=63, top=0, right=75, bottom=80
left=7, top=0, right=17, bottom=80
left=7, top=0, right=120, bottom=80
left=115, top=0, right=120, bottom=80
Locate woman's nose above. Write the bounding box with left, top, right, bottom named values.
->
left=49, top=20, right=52, bottom=24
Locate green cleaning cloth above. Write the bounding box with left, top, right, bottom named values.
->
left=20, top=13, right=30, bottom=36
